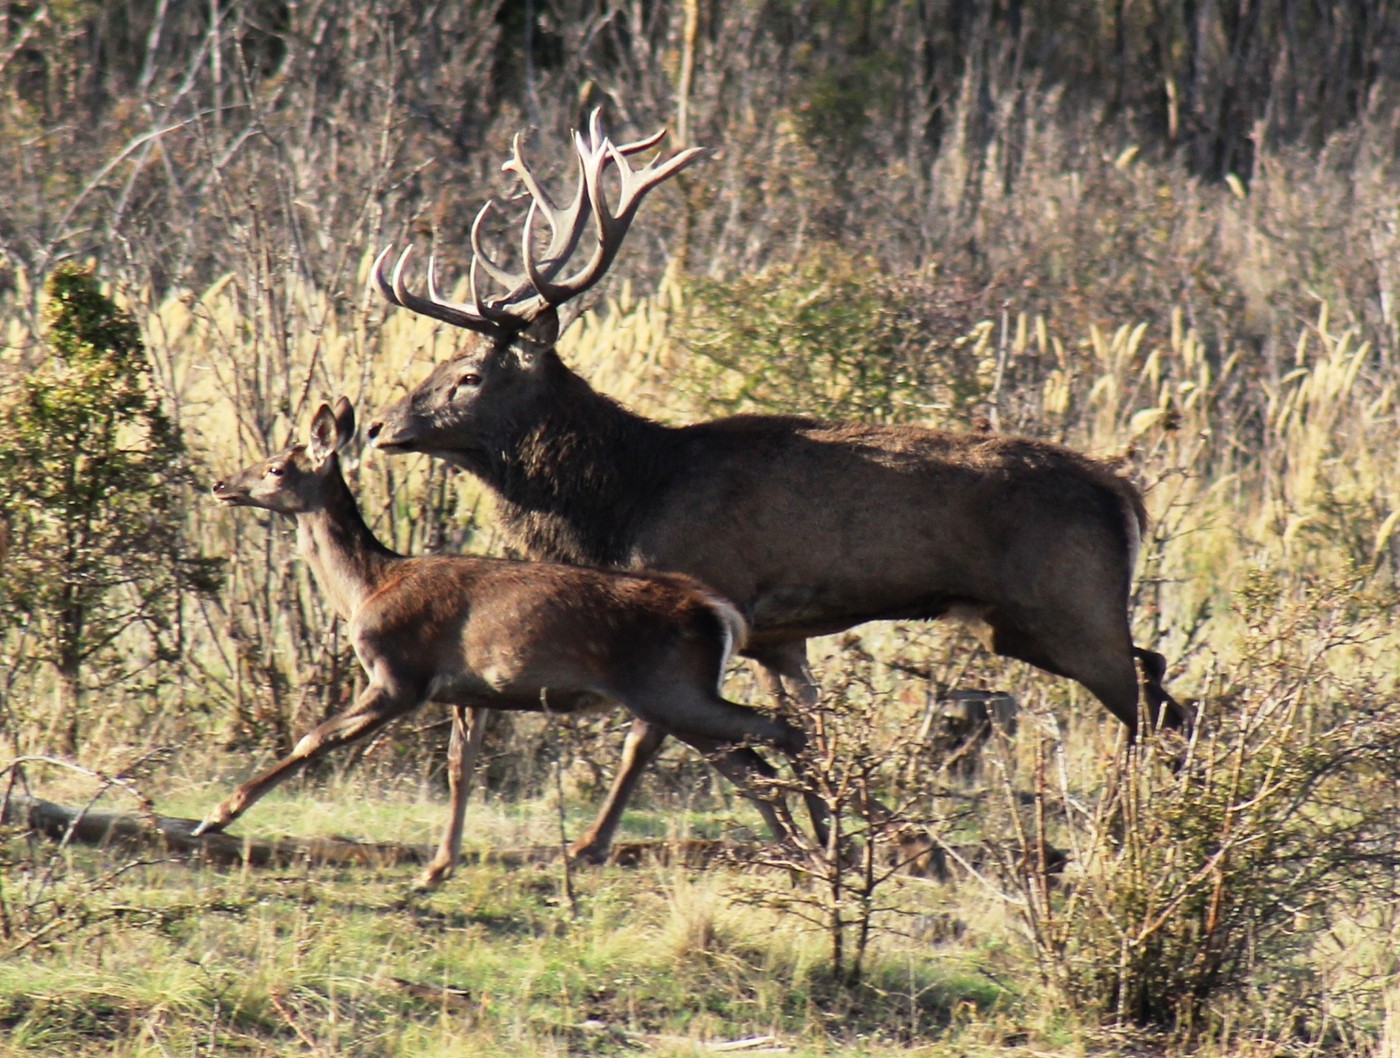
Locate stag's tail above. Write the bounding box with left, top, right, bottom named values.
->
left=1072, top=449, right=1150, bottom=576
left=1123, top=480, right=1149, bottom=575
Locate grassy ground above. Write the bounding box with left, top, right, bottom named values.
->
left=4, top=778, right=1028, bottom=1058
left=6, top=625, right=1398, bottom=1058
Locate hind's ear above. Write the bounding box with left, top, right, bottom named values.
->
left=308, top=403, right=339, bottom=468
left=331, top=396, right=356, bottom=451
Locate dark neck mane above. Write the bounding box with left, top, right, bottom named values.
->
left=490, top=363, right=675, bottom=566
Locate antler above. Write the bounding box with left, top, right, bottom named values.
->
left=374, top=111, right=706, bottom=339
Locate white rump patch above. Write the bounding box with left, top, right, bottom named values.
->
left=699, top=591, right=750, bottom=691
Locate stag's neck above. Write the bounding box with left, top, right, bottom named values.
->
left=493, top=368, right=675, bottom=566
left=294, top=468, right=400, bottom=621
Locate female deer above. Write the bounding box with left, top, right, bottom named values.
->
left=196, top=398, right=815, bottom=886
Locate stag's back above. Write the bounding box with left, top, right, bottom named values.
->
left=624, top=417, right=1145, bottom=639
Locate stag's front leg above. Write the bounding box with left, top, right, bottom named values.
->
left=192, top=681, right=419, bottom=837
left=417, top=704, right=489, bottom=889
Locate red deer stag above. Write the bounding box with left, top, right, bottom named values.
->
left=367, top=114, right=1188, bottom=862
left=195, top=397, right=819, bottom=887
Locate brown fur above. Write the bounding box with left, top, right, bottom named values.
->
left=370, top=346, right=1182, bottom=727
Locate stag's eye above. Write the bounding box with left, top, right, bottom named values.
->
left=266, top=464, right=284, bottom=477
left=450, top=373, right=482, bottom=400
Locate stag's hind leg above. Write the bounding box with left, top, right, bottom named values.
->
left=193, top=680, right=421, bottom=836
left=748, top=640, right=819, bottom=709
left=981, top=607, right=1145, bottom=734
left=1133, top=646, right=1192, bottom=732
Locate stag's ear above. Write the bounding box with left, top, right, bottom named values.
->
left=331, top=396, right=356, bottom=452
left=307, top=403, right=339, bottom=468
left=512, top=308, right=560, bottom=367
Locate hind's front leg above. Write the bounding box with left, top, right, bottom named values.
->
left=193, top=681, right=420, bottom=837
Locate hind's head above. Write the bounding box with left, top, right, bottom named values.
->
left=212, top=397, right=356, bottom=515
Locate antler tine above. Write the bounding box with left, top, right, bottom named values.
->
left=467, top=254, right=510, bottom=326
left=371, top=244, right=513, bottom=338
left=582, top=106, right=606, bottom=152
left=425, top=253, right=458, bottom=307
left=516, top=200, right=556, bottom=314
left=576, top=107, right=666, bottom=157
left=501, top=131, right=562, bottom=212
left=615, top=126, right=668, bottom=157
left=607, top=139, right=708, bottom=230
left=524, top=130, right=706, bottom=308
left=469, top=198, right=527, bottom=291
left=371, top=245, right=403, bottom=306
left=500, top=131, right=590, bottom=292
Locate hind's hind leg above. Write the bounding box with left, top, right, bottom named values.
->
left=568, top=717, right=668, bottom=863
left=680, top=733, right=822, bottom=853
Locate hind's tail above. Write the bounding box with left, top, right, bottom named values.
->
left=697, top=590, right=750, bottom=688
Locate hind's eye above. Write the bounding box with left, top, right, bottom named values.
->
left=266, top=464, right=284, bottom=476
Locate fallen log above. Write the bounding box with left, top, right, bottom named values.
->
left=0, top=792, right=742, bottom=871
left=2, top=792, right=1062, bottom=880
left=1, top=792, right=436, bottom=869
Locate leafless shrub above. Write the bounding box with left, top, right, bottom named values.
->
left=0, top=756, right=173, bottom=955
left=729, top=636, right=1011, bottom=987
left=1003, top=567, right=1400, bottom=1042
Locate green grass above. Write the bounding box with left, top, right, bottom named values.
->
left=7, top=614, right=1399, bottom=1056
left=0, top=812, right=1017, bottom=1056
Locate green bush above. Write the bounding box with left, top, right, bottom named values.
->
left=0, top=266, right=221, bottom=754
left=673, top=248, right=995, bottom=427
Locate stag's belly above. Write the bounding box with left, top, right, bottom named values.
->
left=745, top=584, right=979, bottom=643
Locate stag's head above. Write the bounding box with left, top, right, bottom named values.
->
left=366, top=113, right=703, bottom=465
left=214, top=398, right=357, bottom=515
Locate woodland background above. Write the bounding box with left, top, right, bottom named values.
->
left=1, top=2, right=1399, bottom=1055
